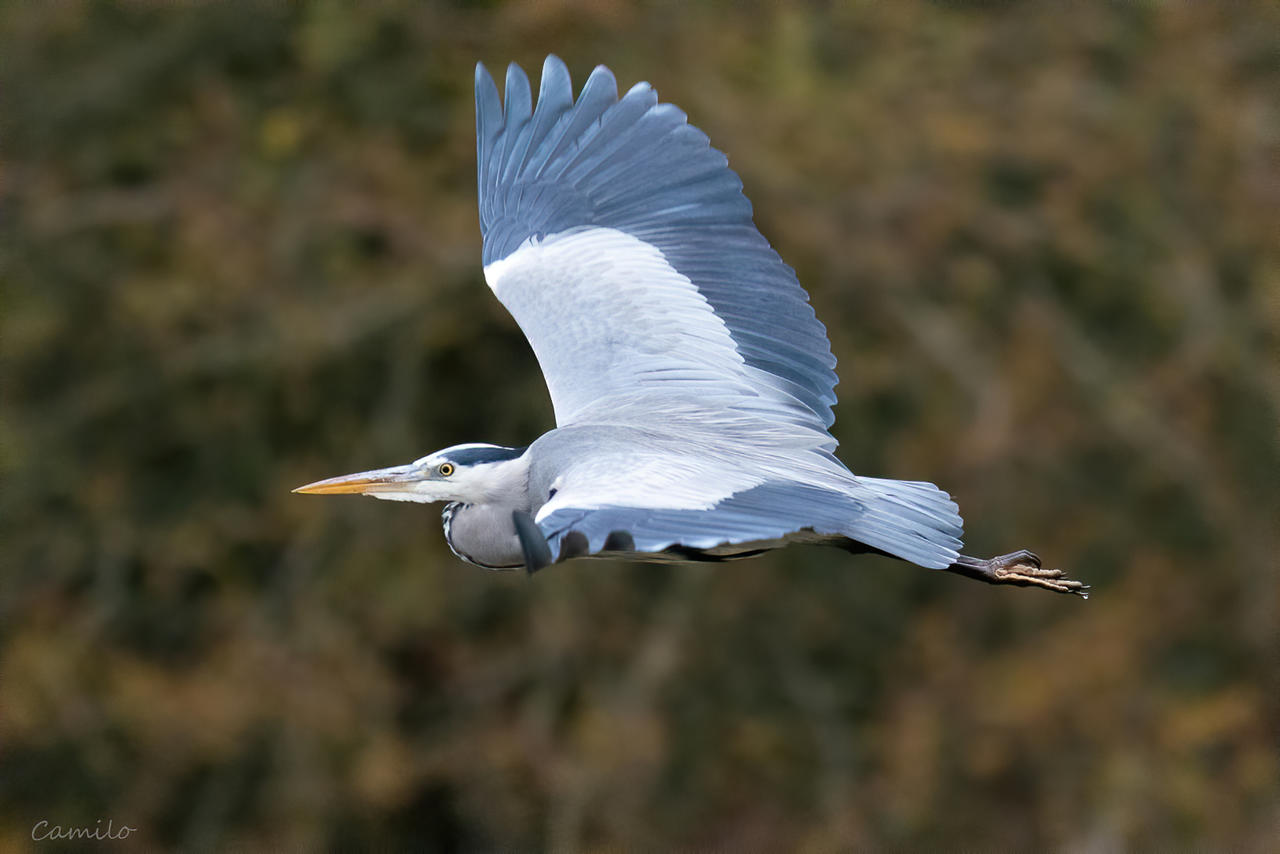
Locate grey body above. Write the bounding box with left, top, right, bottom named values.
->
left=435, top=415, right=951, bottom=571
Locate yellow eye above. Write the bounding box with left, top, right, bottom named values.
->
left=437, top=462, right=455, bottom=477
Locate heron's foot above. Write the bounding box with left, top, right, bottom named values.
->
left=947, top=550, right=1089, bottom=598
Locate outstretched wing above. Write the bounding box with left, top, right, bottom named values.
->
left=475, top=56, right=839, bottom=437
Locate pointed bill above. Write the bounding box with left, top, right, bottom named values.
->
left=292, top=464, right=419, bottom=495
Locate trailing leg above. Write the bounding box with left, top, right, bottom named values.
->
left=945, top=549, right=1089, bottom=597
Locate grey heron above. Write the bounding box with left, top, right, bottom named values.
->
left=295, top=55, right=1087, bottom=597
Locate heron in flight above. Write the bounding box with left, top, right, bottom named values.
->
left=295, top=56, right=1087, bottom=597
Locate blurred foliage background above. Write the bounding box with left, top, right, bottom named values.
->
left=3, top=1, right=1279, bottom=850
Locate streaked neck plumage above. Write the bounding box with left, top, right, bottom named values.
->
left=439, top=448, right=533, bottom=571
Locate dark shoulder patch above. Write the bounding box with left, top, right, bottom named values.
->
left=513, top=510, right=552, bottom=574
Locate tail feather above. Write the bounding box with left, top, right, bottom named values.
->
left=846, top=476, right=965, bottom=570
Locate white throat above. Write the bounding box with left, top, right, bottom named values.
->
left=370, top=454, right=531, bottom=506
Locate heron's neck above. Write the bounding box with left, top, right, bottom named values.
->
left=464, top=454, right=533, bottom=508
left=442, top=454, right=532, bottom=571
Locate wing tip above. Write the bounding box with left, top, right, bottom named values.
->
left=505, top=62, right=532, bottom=108
left=475, top=61, right=501, bottom=119
left=542, top=53, right=568, bottom=79
left=584, top=63, right=620, bottom=100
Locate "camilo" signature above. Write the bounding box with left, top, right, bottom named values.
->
left=31, top=819, right=136, bottom=841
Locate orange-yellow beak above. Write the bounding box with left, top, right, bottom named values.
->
left=292, top=464, right=420, bottom=496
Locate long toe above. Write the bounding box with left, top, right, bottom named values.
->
left=992, top=560, right=1090, bottom=598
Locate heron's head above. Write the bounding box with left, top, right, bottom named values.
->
left=293, top=443, right=528, bottom=505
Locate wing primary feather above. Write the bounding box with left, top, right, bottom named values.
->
left=499, top=64, right=535, bottom=189
left=550, top=85, right=657, bottom=182
left=534, top=65, right=620, bottom=181
left=475, top=63, right=504, bottom=226
left=516, top=55, right=574, bottom=181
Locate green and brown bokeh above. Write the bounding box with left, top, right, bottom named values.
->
left=3, top=1, right=1278, bottom=850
